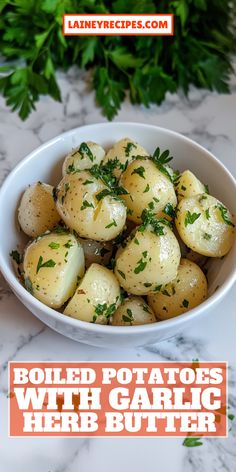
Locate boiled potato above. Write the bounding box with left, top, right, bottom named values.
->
left=64, top=263, right=121, bottom=324
left=112, top=297, right=156, bottom=326
left=62, top=141, right=105, bottom=175
left=18, top=182, right=60, bottom=237
left=176, top=170, right=205, bottom=202
left=120, top=160, right=177, bottom=224
left=175, top=194, right=235, bottom=257
left=114, top=225, right=181, bottom=295
left=56, top=171, right=126, bottom=241
left=23, top=232, right=84, bottom=308
left=103, top=138, right=149, bottom=178
left=147, top=258, right=207, bottom=320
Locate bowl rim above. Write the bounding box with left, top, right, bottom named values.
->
left=0, top=121, right=235, bottom=335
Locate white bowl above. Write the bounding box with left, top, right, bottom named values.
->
left=0, top=123, right=235, bottom=348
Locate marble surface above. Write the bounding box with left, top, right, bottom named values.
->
left=0, top=63, right=236, bottom=472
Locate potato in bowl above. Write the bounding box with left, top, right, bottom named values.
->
left=0, top=123, right=235, bottom=348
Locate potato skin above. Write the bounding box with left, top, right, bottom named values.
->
left=103, top=138, right=149, bottom=178
left=175, top=194, right=235, bottom=257
left=56, top=171, right=126, bottom=241
left=176, top=170, right=205, bottom=202
left=62, top=141, right=105, bottom=175
left=64, top=263, right=121, bottom=324
left=114, top=225, right=181, bottom=295
left=147, top=258, right=207, bottom=320
left=112, top=296, right=156, bottom=326
left=18, top=182, right=60, bottom=237
left=23, top=233, right=85, bottom=308
left=120, top=160, right=177, bottom=224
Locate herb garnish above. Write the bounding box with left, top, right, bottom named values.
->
left=163, top=203, right=175, bottom=218
left=78, top=142, right=94, bottom=161
left=149, top=147, right=174, bottom=182
left=10, top=250, right=22, bottom=265
left=217, top=204, right=235, bottom=227
left=205, top=208, right=210, bottom=220
left=105, top=219, right=117, bottom=229
left=134, top=251, right=148, bottom=274
left=138, top=209, right=171, bottom=236
left=122, top=308, right=134, bottom=324
left=203, top=232, right=212, bottom=240
left=131, top=166, right=145, bottom=179
left=184, top=211, right=201, bottom=226
left=80, top=200, right=94, bottom=211
left=143, top=184, right=150, bottom=193
left=61, top=182, right=70, bottom=204
left=93, top=302, right=117, bottom=322
left=83, top=179, right=94, bottom=186
left=124, top=142, right=137, bottom=157
left=36, top=256, right=56, bottom=274
left=183, top=437, right=203, bottom=447
left=48, top=242, right=60, bottom=249
left=117, top=270, right=126, bottom=280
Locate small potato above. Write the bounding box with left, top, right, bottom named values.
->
left=62, top=141, right=105, bottom=175
left=147, top=258, right=207, bottom=320
left=64, top=263, right=121, bottom=324
left=120, top=160, right=177, bottom=224
left=115, top=225, right=181, bottom=295
left=112, top=297, right=156, bottom=326
left=175, top=194, right=235, bottom=257
left=56, top=171, right=126, bottom=241
left=176, top=170, right=205, bottom=202
left=103, top=138, right=149, bottom=178
left=23, top=232, right=85, bottom=309
left=18, top=182, right=61, bottom=237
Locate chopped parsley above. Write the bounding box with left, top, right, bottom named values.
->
left=48, top=242, right=60, bottom=250
left=134, top=251, right=148, bottom=274
left=205, top=208, right=210, bottom=220
left=36, top=256, right=56, bottom=274
left=149, top=147, right=174, bottom=182
left=64, top=240, right=73, bottom=249
left=203, top=232, right=212, bottom=240
left=138, top=209, right=171, bottom=236
left=217, top=204, right=235, bottom=227
left=124, top=142, right=137, bottom=157
left=53, top=225, right=69, bottom=234
left=183, top=437, right=203, bottom=447
left=96, top=188, right=112, bottom=201
left=105, top=219, right=117, bottom=229
left=61, top=182, right=70, bottom=204
left=10, top=250, right=22, bottom=265
left=199, top=195, right=207, bottom=202
left=80, top=200, right=94, bottom=211
left=131, top=166, right=145, bottom=179
left=148, top=201, right=155, bottom=210
left=182, top=299, right=189, bottom=308
left=154, top=285, right=162, bottom=292
left=83, top=179, right=94, bottom=186
left=122, top=308, right=134, bottom=324
left=78, top=142, right=94, bottom=161
left=93, top=302, right=117, bottom=322
left=162, top=289, right=171, bottom=297
left=66, top=162, right=76, bottom=174
left=117, top=269, right=126, bottom=280
left=163, top=203, right=175, bottom=218
left=89, top=163, right=128, bottom=200
left=204, top=183, right=209, bottom=194
left=184, top=211, right=201, bottom=227
left=143, top=183, right=150, bottom=193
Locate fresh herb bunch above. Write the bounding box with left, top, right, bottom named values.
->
left=0, top=0, right=235, bottom=120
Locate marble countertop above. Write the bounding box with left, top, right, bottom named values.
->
left=0, top=64, right=236, bottom=472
